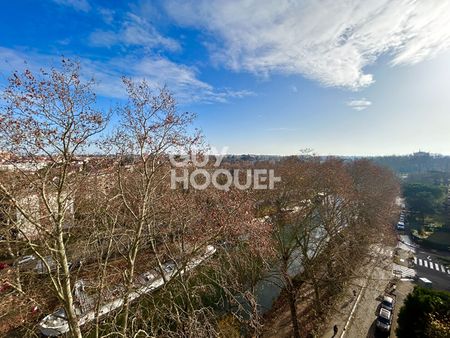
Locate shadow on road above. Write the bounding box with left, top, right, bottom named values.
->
left=366, top=320, right=390, bottom=338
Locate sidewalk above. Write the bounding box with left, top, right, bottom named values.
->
left=320, top=247, right=394, bottom=338
left=320, top=282, right=363, bottom=338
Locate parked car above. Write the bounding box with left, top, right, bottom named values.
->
left=163, top=262, right=176, bottom=273
left=381, top=295, right=395, bottom=311
left=34, top=256, right=57, bottom=274
left=376, top=307, right=392, bottom=332
left=15, top=255, right=57, bottom=274
left=16, top=255, right=36, bottom=266
left=418, top=277, right=433, bottom=288
left=397, top=221, right=405, bottom=230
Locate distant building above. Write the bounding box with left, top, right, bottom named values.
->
left=2, top=192, right=74, bottom=239
left=413, top=151, right=430, bottom=157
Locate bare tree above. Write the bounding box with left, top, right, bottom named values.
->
left=0, top=59, right=108, bottom=337
left=254, top=157, right=399, bottom=337
left=105, top=77, right=203, bottom=335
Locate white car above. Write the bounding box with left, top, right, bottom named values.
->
left=376, top=308, right=392, bottom=332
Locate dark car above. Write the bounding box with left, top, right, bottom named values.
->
left=381, top=295, right=395, bottom=311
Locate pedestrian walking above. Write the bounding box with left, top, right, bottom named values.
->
left=333, top=324, right=338, bottom=336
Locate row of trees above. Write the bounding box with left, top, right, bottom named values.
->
left=372, top=153, right=450, bottom=174
left=0, top=60, right=399, bottom=337
left=252, top=156, right=399, bottom=337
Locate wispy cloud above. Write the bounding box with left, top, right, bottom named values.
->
left=164, top=0, right=450, bottom=90
left=89, top=13, right=180, bottom=52
left=98, top=8, right=115, bottom=24
left=0, top=47, right=253, bottom=104
left=53, top=0, right=90, bottom=12
left=347, top=98, right=372, bottom=111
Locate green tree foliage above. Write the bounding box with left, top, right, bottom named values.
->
left=397, top=286, right=450, bottom=338
left=403, top=183, right=445, bottom=223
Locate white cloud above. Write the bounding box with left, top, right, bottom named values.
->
left=127, top=57, right=255, bottom=103
left=164, top=0, right=450, bottom=90
left=98, top=8, right=115, bottom=24
left=347, top=98, right=372, bottom=111
left=0, top=47, right=253, bottom=104
left=53, top=0, right=90, bottom=12
left=89, top=13, right=180, bottom=52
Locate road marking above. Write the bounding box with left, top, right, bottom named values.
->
left=418, top=258, right=423, bottom=266
left=414, top=257, right=417, bottom=264
left=440, top=265, right=446, bottom=272
left=435, top=263, right=440, bottom=271
left=424, top=260, right=428, bottom=268
left=341, top=260, right=377, bottom=338
left=447, top=269, right=450, bottom=275
left=429, top=262, right=434, bottom=270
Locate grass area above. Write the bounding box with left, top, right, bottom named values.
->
left=408, top=214, right=445, bottom=229
left=427, top=231, right=450, bottom=247
left=408, top=212, right=448, bottom=239
left=412, top=229, right=430, bottom=239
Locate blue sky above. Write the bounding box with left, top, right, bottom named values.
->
left=1, top=0, right=450, bottom=156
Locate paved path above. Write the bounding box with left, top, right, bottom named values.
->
left=320, top=244, right=394, bottom=338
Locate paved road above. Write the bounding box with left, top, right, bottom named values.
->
left=396, top=231, right=450, bottom=291
left=322, top=231, right=450, bottom=338
left=414, top=250, right=450, bottom=291
left=340, top=245, right=394, bottom=338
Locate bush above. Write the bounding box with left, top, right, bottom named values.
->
left=397, top=286, right=450, bottom=338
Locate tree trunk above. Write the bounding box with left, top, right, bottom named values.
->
left=121, top=218, right=144, bottom=336
left=286, top=278, right=301, bottom=338
left=282, top=261, right=301, bottom=338
left=57, top=226, right=82, bottom=338
left=313, top=281, right=322, bottom=315
left=59, top=255, right=82, bottom=338
left=63, top=288, right=83, bottom=338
